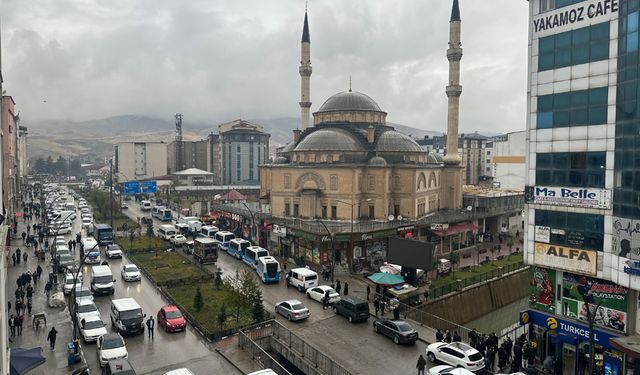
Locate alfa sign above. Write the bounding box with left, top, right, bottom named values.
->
left=532, top=0, right=618, bottom=36
left=525, top=186, right=611, bottom=209
left=534, top=242, right=597, bottom=276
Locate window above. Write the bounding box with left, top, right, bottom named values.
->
left=330, top=175, right=338, bottom=190
left=331, top=206, right=337, bottom=219
left=538, top=23, right=609, bottom=71
left=394, top=205, right=400, bottom=216
left=284, top=174, right=291, bottom=189
left=321, top=206, right=327, bottom=219
left=393, top=175, right=400, bottom=188
left=293, top=204, right=299, bottom=217
left=368, top=205, right=375, bottom=219
left=368, top=175, right=376, bottom=191
left=537, top=87, right=608, bottom=128
left=536, top=152, right=605, bottom=188
left=539, top=0, right=555, bottom=12
left=535, top=210, right=603, bottom=250
left=284, top=203, right=290, bottom=216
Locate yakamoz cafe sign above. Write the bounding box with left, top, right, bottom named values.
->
left=525, top=186, right=611, bottom=209
left=534, top=242, right=597, bottom=276
left=532, top=0, right=618, bottom=35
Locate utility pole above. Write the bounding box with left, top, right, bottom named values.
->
left=110, top=159, right=114, bottom=229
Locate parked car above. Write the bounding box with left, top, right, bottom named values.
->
left=157, top=305, right=187, bottom=333
left=426, top=342, right=485, bottom=372
left=104, top=358, right=136, bottom=375
left=427, top=365, right=476, bottom=375
left=79, top=315, right=108, bottom=343
left=170, top=235, right=188, bottom=247
left=372, top=318, right=418, bottom=344
left=75, top=299, right=100, bottom=322
left=63, top=274, right=82, bottom=295
left=306, top=285, right=340, bottom=305
left=121, top=264, right=141, bottom=282
left=333, top=297, right=369, bottom=323
left=97, top=333, right=128, bottom=367
left=120, top=202, right=129, bottom=209
left=74, top=286, right=93, bottom=303
left=275, top=300, right=310, bottom=321
left=163, top=369, right=194, bottom=375
left=106, top=244, right=124, bottom=259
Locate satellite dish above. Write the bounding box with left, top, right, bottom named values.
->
left=397, top=215, right=403, bottom=221
left=466, top=206, right=473, bottom=211
left=388, top=215, right=395, bottom=221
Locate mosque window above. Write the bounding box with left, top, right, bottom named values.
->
left=393, top=175, right=400, bottom=188
left=284, top=174, right=291, bottom=189
left=368, top=175, right=376, bottom=191
left=330, top=175, right=338, bottom=190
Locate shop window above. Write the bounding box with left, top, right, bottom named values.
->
left=293, top=204, right=299, bottom=217
left=284, top=203, right=290, bottom=216
left=368, top=205, right=375, bottom=219
left=331, top=206, right=337, bottom=219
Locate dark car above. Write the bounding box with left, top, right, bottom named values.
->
left=373, top=318, right=418, bottom=344
left=333, top=297, right=369, bottom=323
left=102, top=358, right=136, bottom=375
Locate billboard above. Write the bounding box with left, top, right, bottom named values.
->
left=561, top=272, right=628, bottom=333
left=533, top=242, right=597, bottom=276
left=612, top=217, right=640, bottom=260
left=388, top=237, right=433, bottom=271
left=524, top=185, right=611, bottom=209
left=529, top=267, right=556, bottom=313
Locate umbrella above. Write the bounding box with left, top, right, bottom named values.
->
left=10, top=347, right=46, bottom=375
left=367, top=272, right=405, bottom=286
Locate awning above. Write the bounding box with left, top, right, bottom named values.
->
left=431, top=223, right=478, bottom=237
left=10, top=347, right=46, bottom=375
left=610, top=335, right=640, bottom=358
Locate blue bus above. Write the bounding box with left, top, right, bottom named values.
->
left=243, top=246, right=269, bottom=268
left=214, top=231, right=235, bottom=252
left=228, top=239, right=251, bottom=260
left=256, top=256, right=280, bottom=283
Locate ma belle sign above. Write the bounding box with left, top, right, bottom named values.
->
left=525, top=186, right=611, bottom=209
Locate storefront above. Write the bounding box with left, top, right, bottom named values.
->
left=520, top=309, right=623, bottom=374
left=429, top=222, right=478, bottom=254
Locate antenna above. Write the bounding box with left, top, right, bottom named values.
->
left=349, top=76, right=352, bottom=92
left=305, top=0, right=308, bottom=12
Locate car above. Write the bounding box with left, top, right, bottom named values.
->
left=306, top=285, right=341, bottom=305
left=183, top=240, right=194, bottom=255
left=163, top=369, right=195, bottom=375
left=333, top=297, right=370, bottom=323
left=372, top=318, right=419, bottom=344
left=427, top=365, right=476, bottom=375
left=97, top=333, right=128, bottom=367
left=426, top=342, right=485, bottom=372
left=56, top=254, right=75, bottom=273
left=74, top=286, right=94, bottom=303
left=157, top=305, right=187, bottom=333
left=75, top=299, right=100, bottom=322
left=106, top=244, right=124, bottom=259
left=121, top=264, right=141, bottom=282
left=56, top=223, right=73, bottom=235
left=63, top=274, right=82, bottom=295
left=275, top=299, right=310, bottom=321
left=170, top=234, right=188, bottom=247
left=120, top=202, right=129, bottom=209
left=79, top=315, right=108, bottom=343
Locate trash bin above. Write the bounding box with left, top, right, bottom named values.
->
left=67, top=340, right=81, bottom=365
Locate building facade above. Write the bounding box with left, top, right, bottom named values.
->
left=114, top=141, right=167, bottom=182
left=492, top=131, right=526, bottom=189
left=220, top=120, right=269, bottom=186
left=16, top=125, right=28, bottom=190
left=524, top=1, right=640, bottom=373
left=1, top=96, right=17, bottom=219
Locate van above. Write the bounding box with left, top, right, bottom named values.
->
left=285, top=267, right=318, bottom=292
left=333, top=297, right=370, bottom=323
left=140, top=200, right=152, bottom=211
left=110, top=298, right=145, bottom=335
left=103, top=359, right=136, bottom=375
left=82, top=237, right=101, bottom=264
left=214, top=231, right=235, bottom=252
left=200, top=225, right=219, bottom=238
left=174, top=223, right=190, bottom=235
left=157, top=225, right=177, bottom=241
left=91, top=265, right=115, bottom=296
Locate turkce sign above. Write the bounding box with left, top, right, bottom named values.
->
left=532, top=0, right=618, bottom=35
left=527, top=186, right=611, bottom=209
left=534, top=242, right=597, bottom=276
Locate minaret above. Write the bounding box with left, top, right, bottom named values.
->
left=443, top=0, right=462, bottom=165
left=299, top=9, right=312, bottom=130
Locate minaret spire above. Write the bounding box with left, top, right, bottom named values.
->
left=444, top=0, right=463, bottom=165
left=299, top=8, right=312, bottom=129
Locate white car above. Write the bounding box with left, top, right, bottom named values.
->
left=79, top=315, right=108, bottom=343
left=97, top=333, right=128, bottom=367
left=426, top=342, right=485, bottom=372
left=121, top=264, right=141, bottom=282
left=164, top=369, right=195, bottom=375
left=170, top=235, right=188, bottom=247
left=275, top=299, right=310, bottom=321
left=74, top=286, right=93, bottom=303
left=306, top=285, right=341, bottom=305
left=63, top=274, right=82, bottom=295
left=428, top=365, right=476, bottom=375
left=106, top=244, right=124, bottom=259
left=75, top=300, right=100, bottom=323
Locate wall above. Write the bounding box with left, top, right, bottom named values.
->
left=492, top=131, right=526, bottom=190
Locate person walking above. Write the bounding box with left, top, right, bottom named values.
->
left=323, top=290, right=330, bottom=310
left=44, top=281, right=52, bottom=298
left=22, top=252, right=28, bottom=264
left=486, top=344, right=496, bottom=373
left=435, top=329, right=444, bottom=342
left=16, top=315, right=23, bottom=336
left=47, top=327, right=58, bottom=350
left=11, top=253, right=16, bottom=266
left=8, top=315, right=15, bottom=337
left=15, top=249, right=21, bottom=265
left=343, top=282, right=349, bottom=296
left=26, top=300, right=32, bottom=315
left=366, top=284, right=371, bottom=301
left=445, top=330, right=452, bottom=343
left=146, top=316, right=155, bottom=339
left=335, top=280, right=341, bottom=294
left=373, top=296, right=380, bottom=316
left=416, top=354, right=427, bottom=375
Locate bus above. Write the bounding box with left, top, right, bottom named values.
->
left=157, top=224, right=177, bottom=241
left=193, top=237, right=218, bottom=264
left=243, top=246, right=269, bottom=268
left=228, top=239, right=251, bottom=260
left=200, top=225, right=219, bottom=238
left=174, top=223, right=190, bottom=235
left=151, top=206, right=162, bottom=217
left=214, top=231, right=235, bottom=252
left=256, top=256, right=280, bottom=283
left=152, top=207, right=172, bottom=221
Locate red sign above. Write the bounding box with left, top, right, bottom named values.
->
left=322, top=252, right=328, bottom=263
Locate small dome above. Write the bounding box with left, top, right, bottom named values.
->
left=294, top=128, right=364, bottom=152
left=427, top=152, right=444, bottom=164
left=368, top=156, right=388, bottom=167
left=273, top=156, right=289, bottom=164
left=317, top=91, right=382, bottom=113
left=375, top=131, right=423, bottom=153
left=280, top=141, right=295, bottom=153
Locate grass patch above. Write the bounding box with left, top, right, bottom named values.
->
left=118, top=235, right=164, bottom=252
left=131, top=251, right=207, bottom=284
left=431, top=253, right=524, bottom=288
left=166, top=283, right=255, bottom=333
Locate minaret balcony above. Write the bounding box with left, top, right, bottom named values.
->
left=299, top=66, right=313, bottom=76
left=447, top=48, right=463, bottom=61
left=446, top=85, right=462, bottom=97
left=299, top=101, right=312, bottom=108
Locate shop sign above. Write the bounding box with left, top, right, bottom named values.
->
left=373, top=229, right=398, bottom=239
left=532, top=0, right=618, bottom=36
left=612, top=217, right=640, bottom=260
left=519, top=309, right=618, bottom=349
left=296, top=231, right=316, bottom=241
left=534, top=226, right=550, bottom=243
left=624, top=260, right=640, bottom=276
left=397, top=225, right=414, bottom=233
left=533, top=242, right=597, bottom=276
left=430, top=223, right=449, bottom=231
left=529, top=267, right=556, bottom=313
left=335, top=234, right=350, bottom=243
left=272, top=224, right=287, bottom=237
left=524, top=185, right=611, bottom=209
left=321, top=235, right=332, bottom=243
left=222, top=211, right=242, bottom=222
left=562, top=272, right=628, bottom=333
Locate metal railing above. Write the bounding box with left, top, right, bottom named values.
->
left=429, top=261, right=528, bottom=299
left=239, top=323, right=292, bottom=375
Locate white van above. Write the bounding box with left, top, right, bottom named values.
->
left=200, top=225, right=219, bottom=238
left=178, top=216, right=199, bottom=225
left=286, top=267, right=319, bottom=292
left=157, top=224, right=177, bottom=241
left=110, top=298, right=145, bottom=335
left=141, top=200, right=152, bottom=211
left=90, top=265, right=115, bottom=296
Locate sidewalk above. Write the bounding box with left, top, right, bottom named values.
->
left=6, top=217, right=87, bottom=374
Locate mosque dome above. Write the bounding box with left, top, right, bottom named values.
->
left=368, top=156, right=388, bottom=167
left=317, top=91, right=382, bottom=113
left=294, top=128, right=364, bottom=152
left=273, top=156, right=289, bottom=164
left=375, top=130, right=423, bottom=153
left=427, top=152, right=444, bottom=164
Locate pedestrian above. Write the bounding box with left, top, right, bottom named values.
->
left=16, top=315, right=23, bottom=336
left=26, top=300, right=32, bottom=315
left=486, top=344, right=496, bottom=373
left=521, top=341, right=529, bottom=369
left=22, top=252, right=28, bottom=264
left=7, top=301, right=11, bottom=313
left=452, top=331, right=461, bottom=342
left=45, top=281, right=52, bottom=298
left=283, top=260, right=287, bottom=272
left=335, top=280, right=341, bottom=294
left=11, top=253, right=16, bottom=266
left=435, top=329, right=444, bottom=342
left=416, top=354, right=427, bottom=375
left=366, top=284, right=371, bottom=301
left=36, top=265, right=42, bottom=279
left=380, top=298, right=386, bottom=317
left=374, top=296, right=380, bottom=316
left=15, top=300, right=23, bottom=316
left=323, top=290, right=330, bottom=310
left=8, top=314, right=15, bottom=337
left=15, top=249, right=21, bottom=265
left=47, top=327, right=58, bottom=350
left=498, top=344, right=507, bottom=371
left=343, top=282, right=349, bottom=296
left=21, top=232, right=26, bottom=243
left=445, top=330, right=452, bottom=343
left=146, top=316, right=155, bottom=339
left=393, top=306, right=400, bottom=320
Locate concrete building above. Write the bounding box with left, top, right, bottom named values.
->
left=220, top=119, right=269, bottom=186
left=114, top=142, right=167, bottom=182
left=523, top=0, right=640, bottom=372
left=167, top=133, right=221, bottom=183
left=492, top=131, right=526, bottom=189
left=172, top=168, right=215, bottom=186
left=16, top=125, right=28, bottom=189
left=1, top=96, right=18, bottom=219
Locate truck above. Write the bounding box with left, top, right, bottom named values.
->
left=94, top=224, right=114, bottom=246
left=193, top=237, right=218, bottom=264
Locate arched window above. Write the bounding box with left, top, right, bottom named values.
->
left=428, top=172, right=437, bottom=188
left=417, top=173, right=427, bottom=190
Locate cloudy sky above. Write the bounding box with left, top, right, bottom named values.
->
left=1, top=0, right=528, bottom=134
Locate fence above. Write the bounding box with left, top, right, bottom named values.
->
left=429, top=261, right=528, bottom=299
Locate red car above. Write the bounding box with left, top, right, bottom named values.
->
left=157, top=305, right=187, bottom=333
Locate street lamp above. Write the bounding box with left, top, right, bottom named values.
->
left=578, top=282, right=602, bottom=374
left=241, top=202, right=259, bottom=245
left=316, top=219, right=335, bottom=284
left=335, top=198, right=372, bottom=233
left=69, top=243, right=99, bottom=341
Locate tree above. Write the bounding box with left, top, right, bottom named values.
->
left=55, top=156, right=68, bottom=176
left=45, top=156, right=54, bottom=173
left=214, top=269, right=223, bottom=290
left=251, top=287, right=265, bottom=322
left=194, top=286, right=204, bottom=312
left=146, top=222, right=154, bottom=237
left=32, top=157, right=46, bottom=174
left=217, top=304, right=227, bottom=331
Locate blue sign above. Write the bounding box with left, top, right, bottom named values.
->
left=123, top=181, right=140, bottom=195
left=140, top=181, right=157, bottom=193
left=519, top=309, right=618, bottom=349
